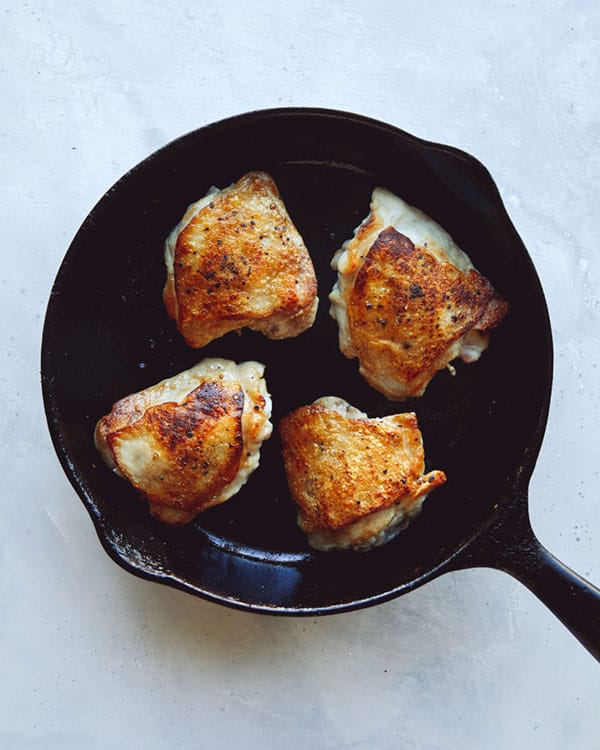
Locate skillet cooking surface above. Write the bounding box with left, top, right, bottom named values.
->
left=42, top=108, right=551, bottom=612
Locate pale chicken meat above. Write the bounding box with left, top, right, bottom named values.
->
left=164, top=171, right=318, bottom=348
left=279, top=397, right=446, bottom=552
left=94, top=358, right=272, bottom=525
left=329, top=188, right=509, bottom=400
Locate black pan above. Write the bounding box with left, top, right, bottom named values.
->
left=41, top=108, right=600, bottom=660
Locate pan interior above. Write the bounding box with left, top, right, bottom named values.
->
left=42, top=110, right=551, bottom=612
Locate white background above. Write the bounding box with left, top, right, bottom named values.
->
left=2, top=2, right=600, bottom=748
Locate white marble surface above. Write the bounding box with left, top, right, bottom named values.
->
left=2, top=1, right=600, bottom=748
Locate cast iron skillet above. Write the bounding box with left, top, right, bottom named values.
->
left=41, top=108, right=600, bottom=660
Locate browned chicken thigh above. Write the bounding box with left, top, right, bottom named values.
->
left=279, top=397, right=446, bottom=551
left=329, top=188, right=509, bottom=400
left=95, top=359, right=272, bottom=525
left=164, top=171, right=318, bottom=348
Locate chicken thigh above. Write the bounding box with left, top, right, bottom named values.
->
left=279, top=396, right=446, bottom=552
left=164, top=171, right=318, bottom=348
left=95, top=358, right=272, bottom=525
left=329, top=188, right=509, bottom=400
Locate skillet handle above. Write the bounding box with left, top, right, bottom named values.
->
left=453, top=493, right=600, bottom=662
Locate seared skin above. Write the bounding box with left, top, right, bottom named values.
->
left=164, top=171, right=318, bottom=348
left=347, top=227, right=508, bottom=398
left=330, top=189, right=509, bottom=400
left=279, top=397, right=446, bottom=551
left=94, top=359, right=272, bottom=525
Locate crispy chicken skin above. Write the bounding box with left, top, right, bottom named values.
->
left=279, top=397, right=446, bottom=552
left=94, top=359, right=272, bottom=525
left=163, top=171, right=318, bottom=348
left=329, top=188, right=509, bottom=400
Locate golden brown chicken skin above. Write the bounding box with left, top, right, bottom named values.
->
left=346, top=227, right=508, bottom=398
left=330, top=188, right=509, bottom=400
left=164, top=171, right=318, bottom=348
left=279, top=397, right=446, bottom=551
left=94, top=359, right=272, bottom=525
